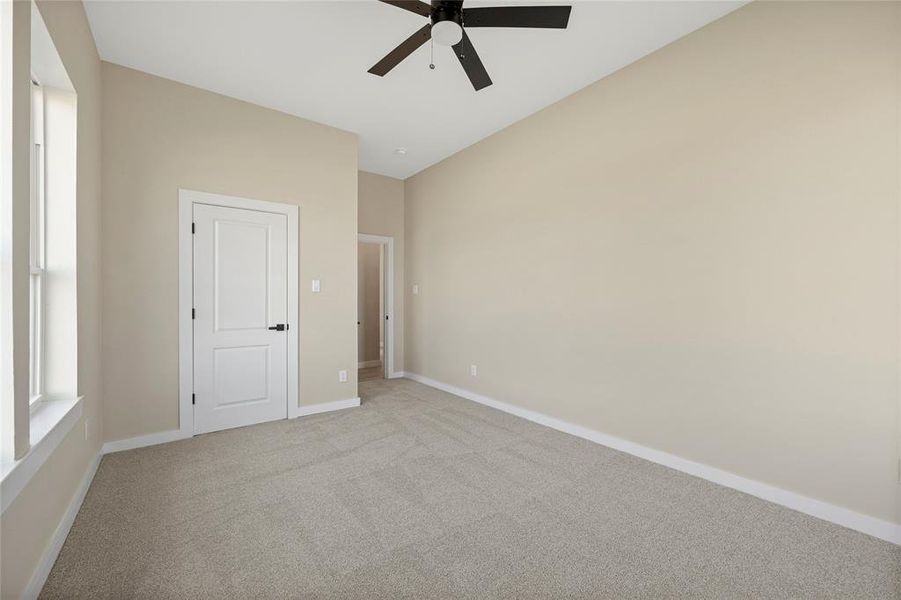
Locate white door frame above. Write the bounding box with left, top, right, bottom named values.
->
left=358, top=233, right=396, bottom=379
left=179, top=189, right=300, bottom=438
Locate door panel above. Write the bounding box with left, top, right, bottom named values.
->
left=213, top=345, right=270, bottom=407
left=194, top=203, right=288, bottom=435
left=214, top=220, right=270, bottom=331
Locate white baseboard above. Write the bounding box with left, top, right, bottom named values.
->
left=387, top=371, right=405, bottom=379
left=23, top=452, right=101, bottom=600
left=295, top=397, right=360, bottom=417
left=404, top=372, right=901, bottom=546
left=103, top=397, right=364, bottom=453
left=357, top=360, right=382, bottom=369
left=101, top=429, right=189, bottom=455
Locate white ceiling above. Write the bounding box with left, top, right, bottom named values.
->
left=84, top=1, right=745, bottom=179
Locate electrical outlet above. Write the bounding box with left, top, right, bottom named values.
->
left=412, top=284, right=419, bottom=295
left=339, top=369, right=348, bottom=383
left=470, top=364, right=478, bottom=377
left=312, top=279, right=321, bottom=293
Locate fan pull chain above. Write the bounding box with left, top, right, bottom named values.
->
left=429, top=39, right=435, bottom=70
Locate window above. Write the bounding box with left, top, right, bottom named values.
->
left=29, top=81, right=45, bottom=407
left=1, top=0, right=82, bottom=492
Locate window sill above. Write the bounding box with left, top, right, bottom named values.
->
left=0, top=395, right=83, bottom=514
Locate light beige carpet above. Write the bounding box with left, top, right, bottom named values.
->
left=41, top=378, right=899, bottom=599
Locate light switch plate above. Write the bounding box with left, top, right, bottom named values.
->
left=312, top=279, right=321, bottom=293
left=412, top=284, right=419, bottom=295
left=339, top=369, right=348, bottom=382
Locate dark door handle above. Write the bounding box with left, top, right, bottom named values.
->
left=268, top=324, right=288, bottom=331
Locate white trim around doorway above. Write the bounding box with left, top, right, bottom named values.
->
left=358, top=233, right=398, bottom=379
left=178, top=189, right=301, bottom=440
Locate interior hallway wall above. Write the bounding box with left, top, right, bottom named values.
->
left=358, top=171, right=404, bottom=374
left=404, top=1, right=901, bottom=526
left=358, top=243, right=382, bottom=364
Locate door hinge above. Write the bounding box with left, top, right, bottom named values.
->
left=192, top=308, right=195, bottom=319
left=192, top=393, right=195, bottom=405
left=192, top=222, right=195, bottom=234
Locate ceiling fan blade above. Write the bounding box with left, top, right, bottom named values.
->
left=368, top=24, right=432, bottom=77
left=377, top=0, right=432, bottom=18
left=463, top=6, right=572, bottom=28
left=453, top=30, right=492, bottom=91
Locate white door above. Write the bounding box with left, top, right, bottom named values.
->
left=193, top=203, right=288, bottom=434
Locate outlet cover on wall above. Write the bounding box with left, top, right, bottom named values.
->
left=312, top=279, right=321, bottom=293
left=470, top=364, right=478, bottom=377
left=339, top=369, right=348, bottom=382
left=412, top=284, right=419, bottom=295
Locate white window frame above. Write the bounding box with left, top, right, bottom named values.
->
left=29, top=80, right=45, bottom=409
left=1, top=0, right=85, bottom=522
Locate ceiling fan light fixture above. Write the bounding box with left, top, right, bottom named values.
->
left=369, top=1, right=573, bottom=91
left=431, top=20, right=463, bottom=46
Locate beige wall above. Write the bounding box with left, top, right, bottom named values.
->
left=358, top=171, right=404, bottom=373
left=358, top=243, right=382, bottom=363
left=2, top=0, right=31, bottom=463
left=101, top=63, right=358, bottom=442
left=405, top=1, right=901, bottom=525
left=0, top=1, right=104, bottom=596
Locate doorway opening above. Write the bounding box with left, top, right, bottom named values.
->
left=357, top=233, right=395, bottom=382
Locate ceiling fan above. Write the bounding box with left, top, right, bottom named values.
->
left=368, top=0, right=572, bottom=91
